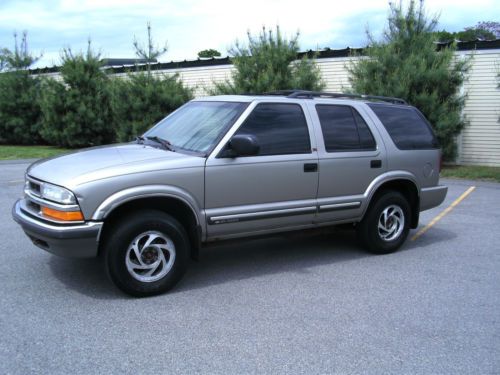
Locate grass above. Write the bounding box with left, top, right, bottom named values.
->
left=441, top=165, right=500, bottom=183
left=0, top=145, right=71, bottom=160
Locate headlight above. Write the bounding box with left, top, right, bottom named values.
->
left=41, top=183, right=77, bottom=205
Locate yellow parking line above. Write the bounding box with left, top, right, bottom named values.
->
left=411, top=186, right=476, bottom=241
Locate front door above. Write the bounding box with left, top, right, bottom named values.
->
left=205, top=102, right=319, bottom=239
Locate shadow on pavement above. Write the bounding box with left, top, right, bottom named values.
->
left=48, top=256, right=124, bottom=300
left=47, top=226, right=456, bottom=298
left=403, top=226, right=457, bottom=251
left=176, top=229, right=363, bottom=293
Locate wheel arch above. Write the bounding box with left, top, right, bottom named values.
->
left=363, top=174, right=420, bottom=229
left=96, top=193, right=203, bottom=260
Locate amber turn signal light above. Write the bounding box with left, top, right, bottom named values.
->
left=41, top=206, right=84, bottom=221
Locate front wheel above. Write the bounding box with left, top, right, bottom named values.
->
left=104, top=210, right=189, bottom=297
left=357, top=191, right=410, bottom=254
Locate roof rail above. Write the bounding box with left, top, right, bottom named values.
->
left=265, top=90, right=407, bottom=105
left=263, top=90, right=299, bottom=96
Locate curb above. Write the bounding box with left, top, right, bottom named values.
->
left=0, top=158, right=39, bottom=165
left=440, top=177, right=500, bottom=188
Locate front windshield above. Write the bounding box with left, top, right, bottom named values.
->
left=145, top=101, right=248, bottom=154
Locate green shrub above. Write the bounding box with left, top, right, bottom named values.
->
left=40, top=44, right=115, bottom=148
left=348, top=0, right=470, bottom=160
left=111, top=72, right=192, bottom=142
left=0, top=71, right=43, bottom=144
left=212, top=26, right=324, bottom=94
left=0, top=32, right=43, bottom=145
left=198, top=49, right=222, bottom=58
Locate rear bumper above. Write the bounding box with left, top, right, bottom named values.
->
left=12, top=199, right=102, bottom=258
left=420, top=185, right=448, bottom=212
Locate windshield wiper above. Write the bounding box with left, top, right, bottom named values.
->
left=145, top=136, right=174, bottom=151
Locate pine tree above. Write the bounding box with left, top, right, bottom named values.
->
left=111, top=23, right=192, bottom=141
left=111, top=73, right=192, bottom=142
left=0, top=48, right=11, bottom=72
left=348, top=0, right=470, bottom=160
left=133, top=22, right=167, bottom=74
left=40, top=42, right=115, bottom=147
left=212, top=26, right=324, bottom=94
left=0, top=32, right=43, bottom=145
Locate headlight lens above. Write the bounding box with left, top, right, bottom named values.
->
left=41, top=183, right=77, bottom=204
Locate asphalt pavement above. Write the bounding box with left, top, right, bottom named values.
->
left=0, top=160, right=499, bottom=375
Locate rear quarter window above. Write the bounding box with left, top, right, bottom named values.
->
left=368, top=104, right=438, bottom=150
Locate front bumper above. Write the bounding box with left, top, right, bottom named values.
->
left=12, top=199, right=102, bottom=258
left=420, top=185, right=448, bottom=212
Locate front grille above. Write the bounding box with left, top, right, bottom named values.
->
left=26, top=199, right=40, bottom=212
left=23, top=177, right=43, bottom=218
left=28, top=181, right=41, bottom=195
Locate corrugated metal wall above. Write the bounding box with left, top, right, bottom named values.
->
left=150, top=57, right=358, bottom=95
left=148, top=65, right=235, bottom=97
left=457, top=50, right=500, bottom=167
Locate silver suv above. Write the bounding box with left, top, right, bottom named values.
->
left=12, top=91, right=448, bottom=296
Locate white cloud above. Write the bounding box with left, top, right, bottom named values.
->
left=0, top=0, right=498, bottom=68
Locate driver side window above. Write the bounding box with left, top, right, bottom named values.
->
left=234, top=103, right=311, bottom=156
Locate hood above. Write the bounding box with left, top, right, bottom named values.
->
left=27, top=143, right=204, bottom=189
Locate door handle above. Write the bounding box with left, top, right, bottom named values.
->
left=370, top=160, right=382, bottom=168
left=304, top=163, right=318, bottom=172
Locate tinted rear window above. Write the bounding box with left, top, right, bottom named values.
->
left=368, top=104, right=438, bottom=150
left=316, top=105, right=376, bottom=152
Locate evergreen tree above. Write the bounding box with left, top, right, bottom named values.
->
left=212, top=26, right=324, bottom=94
left=133, top=22, right=167, bottom=74
left=111, top=73, right=192, bottom=142
left=0, top=32, right=43, bottom=144
left=40, top=42, right=115, bottom=147
left=348, top=0, right=470, bottom=160
left=111, top=23, right=192, bottom=141
left=0, top=48, right=11, bottom=71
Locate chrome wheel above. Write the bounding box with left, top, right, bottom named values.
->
left=125, top=231, right=176, bottom=283
left=377, top=205, right=405, bottom=242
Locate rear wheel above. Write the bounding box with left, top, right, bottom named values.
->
left=357, top=191, right=410, bottom=254
left=104, top=210, right=189, bottom=297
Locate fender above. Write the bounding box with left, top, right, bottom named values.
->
left=91, top=185, right=204, bottom=230
left=360, top=170, right=419, bottom=217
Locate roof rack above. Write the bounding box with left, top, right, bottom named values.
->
left=264, top=90, right=407, bottom=105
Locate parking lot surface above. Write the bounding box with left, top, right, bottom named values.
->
left=1, top=160, right=499, bottom=374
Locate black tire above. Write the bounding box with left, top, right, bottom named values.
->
left=104, top=210, right=189, bottom=297
left=357, top=190, right=410, bottom=254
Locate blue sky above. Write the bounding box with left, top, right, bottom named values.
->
left=0, top=0, right=499, bottom=68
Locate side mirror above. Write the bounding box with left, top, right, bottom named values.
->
left=227, top=134, right=260, bottom=157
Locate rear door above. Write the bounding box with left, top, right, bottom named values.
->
left=307, top=101, right=387, bottom=223
left=204, top=101, right=319, bottom=239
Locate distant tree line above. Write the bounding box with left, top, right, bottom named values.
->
left=435, top=21, right=499, bottom=43
left=0, top=1, right=492, bottom=160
